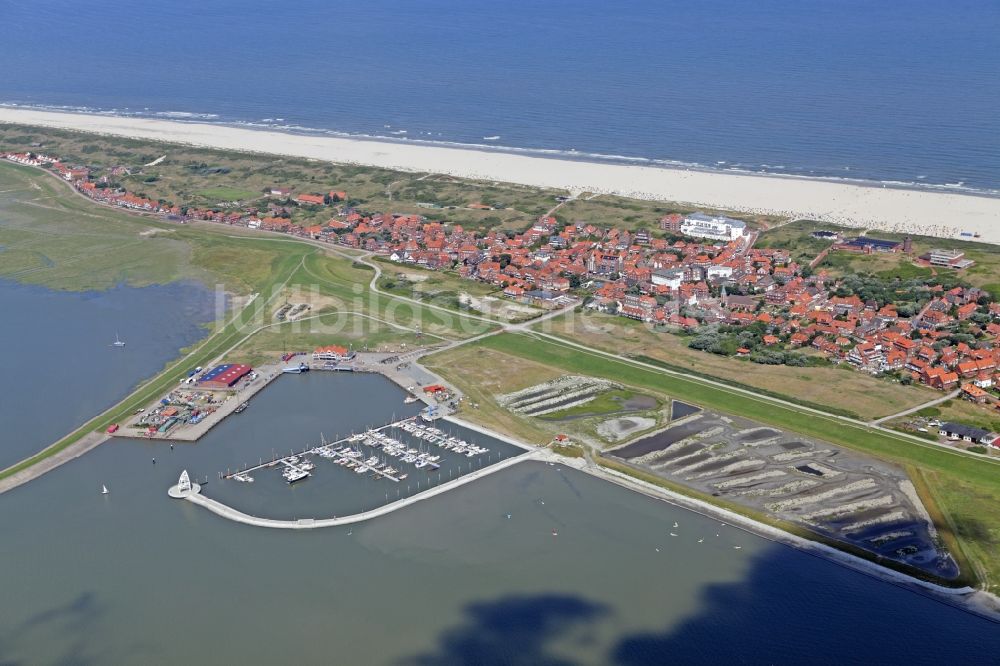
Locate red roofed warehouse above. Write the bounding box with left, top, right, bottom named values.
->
left=198, top=364, right=253, bottom=388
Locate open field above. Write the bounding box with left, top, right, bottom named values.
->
left=755, top=219, right=838, bottom=263
left=195, top=186, right=261, bottom=202
left=0, top=159, right=191, bottom=290
left=422, top=346, right=558, bottom=446
left=538, top=310, right=937, bottom=420
left=888, top=399, right=1000, bottom=438
left=373, top=257, right=541, bottom=322
left=296, top=252, right=496, bottom=341
left=920, top=469, right=1000, bottom=592
left=425, top=345, right=668, bottom=449
left=228, top=313, right=433, bottom=367
left=0, top=160, right=310, bottom=293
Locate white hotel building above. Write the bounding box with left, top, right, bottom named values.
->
left=680, top=213, right=748, bottom=241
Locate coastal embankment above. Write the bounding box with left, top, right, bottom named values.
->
left=2, top=108, right=999, bottom=243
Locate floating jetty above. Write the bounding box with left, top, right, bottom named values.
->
left=220, top=417, right=491, bottom=487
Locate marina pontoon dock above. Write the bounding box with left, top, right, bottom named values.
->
left=221, top=417, right=492, bottom=486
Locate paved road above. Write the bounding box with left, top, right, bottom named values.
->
left=871, top=389, right=962, bottom=425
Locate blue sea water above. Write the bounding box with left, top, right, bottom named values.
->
left=1, top=0, right=998, bottom=192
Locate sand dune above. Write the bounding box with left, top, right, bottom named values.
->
left=2, top=107, right=998, bottom=244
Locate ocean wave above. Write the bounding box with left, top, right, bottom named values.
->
left=4, top=101, right=997, bottom=198
left=154, top=111, right=220, bottom=120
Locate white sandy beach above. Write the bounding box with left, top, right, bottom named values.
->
left=2, top=107, right=998, bottom=243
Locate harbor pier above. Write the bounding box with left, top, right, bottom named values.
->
left=172, top=448, right=544, bottom=529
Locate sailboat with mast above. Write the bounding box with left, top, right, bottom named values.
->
left=112, top=331, right=126, bottom=348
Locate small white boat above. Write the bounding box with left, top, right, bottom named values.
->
left=101, top=485, right=109, bottom=495
left=112, top=332, right=125, bottom=348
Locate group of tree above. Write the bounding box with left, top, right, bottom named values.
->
left=686, top=323, right=812, bottom=367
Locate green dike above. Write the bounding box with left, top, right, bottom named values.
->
left=477, top=332, right=1000, bottom=493
left=630, top=354, right=860, bottom=419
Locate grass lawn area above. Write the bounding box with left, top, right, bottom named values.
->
left=375, top=259, right=542, bottom=323
left=297, top=252, right=496, bottom=341
left=933, top=399, right=1000, bottom=432
left=229, top=312, right=431, bottom=366
left=425, top=344, right=666, bottom=449
left=196, top=186, right=260, bottom=202
left=0, top=160, right=191, bottom=290
left=375, top=257, right=497, bottom=298
left=919, top=469, right=1000, bottom=593
left=537, top=388, right=655, bottom=420
left=755, top=219, right=835, bottom=263
left=819, top=250, right=934, bottom=280
left=537, top=310, right=936, bottom=420
left=552, top=443, right=585, bottom=458
left=0, top=160, right=314, bottom=295
left=422, top=346, right=559, bottom=446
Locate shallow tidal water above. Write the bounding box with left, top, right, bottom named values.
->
left=0, top=279, right=215, bottom=468
left=2, top=373, right=1000, bottom=665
